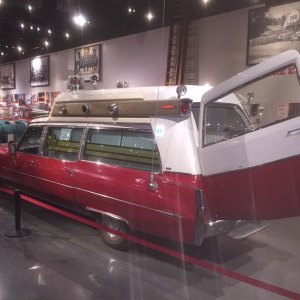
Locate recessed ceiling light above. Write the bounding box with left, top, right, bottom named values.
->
left=30, top=25, right=34, bottom=30
left=17, top=46, right=22, bottom=52
left=203, top=0, right=209, bottom=4
left=1, top=52, right=4, bottom=56
left=73, top=15, right=87, bottom=27
left=48, top=29, right=52, bottom=35
left=37, top=27, right=40, bottom=31
left=146, top=11, right=154, bottom=21
left=20, top=23, right=25, bottom=29
left=128, top=7, right=135, bottom=14
left=44, top=40, right=49, bottom=47
left=65, top=32, right=70, bottom=39
left=28, top=4, right=32, bottom=11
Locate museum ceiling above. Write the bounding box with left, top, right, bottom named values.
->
left=0, top=0, right=293, bottom=63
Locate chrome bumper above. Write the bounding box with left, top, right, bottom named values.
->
left=193, top=219, right=250, bottom=246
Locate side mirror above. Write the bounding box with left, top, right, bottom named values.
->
left=8, top=141, right=16, bottom=156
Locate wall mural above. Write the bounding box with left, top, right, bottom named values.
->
left=0, top=63, right=15, bottom=90
left=247, top=1, right=300, bottom=65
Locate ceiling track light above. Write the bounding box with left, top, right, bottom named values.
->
left=128, top=7, right=136, bottom=14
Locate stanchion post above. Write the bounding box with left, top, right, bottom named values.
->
left=4, top=189, right=31, bottom=238
left=14, top=190, right=21, bottom=231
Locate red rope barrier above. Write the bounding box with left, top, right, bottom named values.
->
left=1, top=186, right=300, bottom=299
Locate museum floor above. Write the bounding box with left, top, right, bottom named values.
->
left=0, top=192, right=299, bottom=300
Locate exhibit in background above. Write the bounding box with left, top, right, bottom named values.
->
left=50, top=91, right=60, bottom=107
left=0, top=63, right=15, bottom=90
left=247, top=1, right=300, bottom=65
left=30, top=55, right=50, bottom=87
left=74, top=44, right=102, bottom=82
left=37, top=92, right=50, bottom=110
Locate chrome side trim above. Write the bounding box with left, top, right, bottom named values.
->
left=193, top=189, right=206, bottom=246
left=0, top=166, right=73, bottom=190
left=76, top=186, right=184, bottom=219
left=86, top=207, right=129, bottom=224
left=0, top=165, right=184, bottom=219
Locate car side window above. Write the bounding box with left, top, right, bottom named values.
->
left=83, top=128, right=160, bottom=172
left=204, top=103, right=251, bottom=146
left=17, top=126, right=44, bottom=155
left=43, top=127, right=83, bottom=161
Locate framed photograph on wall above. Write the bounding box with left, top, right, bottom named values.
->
left=30, top=55, right=50, bottom=87
left=74, top=44, right=102, bottom=81
left=247, top=1, right=300, bottom=65
left=0, top=63, right=15, bottom=90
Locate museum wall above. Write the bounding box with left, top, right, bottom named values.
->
left=0, top=27, right=169, bottom=98
left=195, top=8, right=250, bottom=86
left=0, top=5, right=262, bottom=100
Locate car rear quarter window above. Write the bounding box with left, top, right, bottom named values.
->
left=83, top=129, right=160, bottom=172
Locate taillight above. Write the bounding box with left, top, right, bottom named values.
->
left=180, top=99, right=192, bottom=116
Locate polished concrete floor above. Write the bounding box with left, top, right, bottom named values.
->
left=0, top=193, right=299, bottom=300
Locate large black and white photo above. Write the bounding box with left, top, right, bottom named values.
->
left=247, top=1, right=300, bottom=65
left=74, top=44, right=101, bottom=81
left=30, top=55, right=49, bottom=87
left=0, top=63, right=15, bottom=89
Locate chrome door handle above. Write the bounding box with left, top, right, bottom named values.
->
left=28, top=160, right=35, bottom=165
left=287, top=128, right=300, bottom=136
left=68, top=169, right=76, bottom=175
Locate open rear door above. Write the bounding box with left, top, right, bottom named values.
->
left=198, top=50, right=300, bottom=221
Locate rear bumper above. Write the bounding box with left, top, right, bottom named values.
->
left=193, top=219, right=249, bottom=246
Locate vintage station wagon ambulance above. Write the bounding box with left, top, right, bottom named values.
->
left=1, top=50, right=300, bottom=249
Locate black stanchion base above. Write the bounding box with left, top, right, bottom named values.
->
left=4, top=228, right=31, bottom=238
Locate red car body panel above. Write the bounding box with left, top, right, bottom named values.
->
left=203, top=155, right=300, bottom=220
left=73, top=161, right=202, bottom=243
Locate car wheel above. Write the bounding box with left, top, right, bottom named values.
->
left=100, top=215, right=130, bottom=250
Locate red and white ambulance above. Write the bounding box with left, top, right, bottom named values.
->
left=1, top=50, right=300, bottom=249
